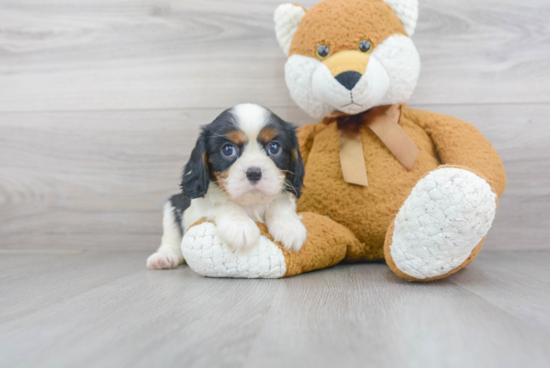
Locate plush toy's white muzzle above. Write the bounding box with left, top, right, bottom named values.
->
left=312, top=56, right=391, bottom=116
left=284, top=35, right=420, bottom=119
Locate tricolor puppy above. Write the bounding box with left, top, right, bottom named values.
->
left=147, top=104, right=306, bottom=270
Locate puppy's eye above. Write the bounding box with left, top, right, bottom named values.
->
left=267, top=142, right=282, bottom=156
left=358, top=40, right=372, bottom=53
left=221, top=144, right=237, bottom=158
left=316, top=44, right=330, bottom=59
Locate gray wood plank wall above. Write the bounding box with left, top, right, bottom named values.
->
left=1, top=0, right=549, bottom=251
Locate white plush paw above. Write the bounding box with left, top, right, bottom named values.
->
left=216, top=215, right=261, bottom=252
left=267, top=216, right=307, bottom=252
left=146, top=250, right=182, bottom=270
left=390, top=167, right=497, bottom=280
left=181, top=222, right=287, bottom=278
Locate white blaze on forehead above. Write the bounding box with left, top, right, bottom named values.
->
left=231, top=103, right=269, bottom=145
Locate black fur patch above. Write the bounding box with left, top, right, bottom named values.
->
left=169, top=193, right=191, bottom=235
left=258, top=109, right=305, bottom=198
left=181, top=110, right=243, bottom=198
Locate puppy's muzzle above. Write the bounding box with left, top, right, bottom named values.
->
left=246, top=167, right=262, bottom=183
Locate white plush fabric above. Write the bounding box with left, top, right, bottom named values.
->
left=390, top=168, right=497, bottom=280
left=181, top=222, right=287, bottom=279
left=383, top=0, right=419, bottom=36
left=274, top=3, right=307, bottom=56
left=373, top=35, right=421, bottom=107
left=285, top=55, right=334, bottom=120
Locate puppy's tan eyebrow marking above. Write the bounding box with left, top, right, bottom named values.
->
left=225, top=129, right=247, bottom=145
left=259, top=126, right=278, bottom=144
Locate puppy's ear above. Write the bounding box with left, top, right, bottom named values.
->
left=181, top=130, right=209, bottom=199
left=286, top=124, right=305, bottom=198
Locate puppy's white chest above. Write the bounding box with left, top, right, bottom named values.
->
left=241, top=203, right=269, bottom=223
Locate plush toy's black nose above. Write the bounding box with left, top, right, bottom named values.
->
left=246, top=167, right=262, bottom=183
left=335, top=71, right=362, bottom=91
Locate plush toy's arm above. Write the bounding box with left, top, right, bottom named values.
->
left=296, top=123, right=318, bottom=165
left=411, top=109, right=507, bottom=197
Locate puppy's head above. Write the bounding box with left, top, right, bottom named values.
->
left=181, top=104, right=304, bottom=202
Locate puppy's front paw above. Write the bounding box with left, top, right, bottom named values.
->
left=146, top=250, right=182, bottom=270
left=267, top=216, right=307, bottom=252
left=217, top=216, right=261, bottom=252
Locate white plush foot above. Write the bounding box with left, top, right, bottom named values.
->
left=267, top=216, right=307, bottom=252
left=146, top=250, right=183, bottom=270
left=390, top=167, right=497, bottom=280
left=216, top=215, right=261, bottom=252
left=181, top=222, right=287, bottom=278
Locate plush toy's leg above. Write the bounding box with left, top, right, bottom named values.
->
left=181, top=212, right=359, bottom=278
left=384, top=166, right=498, bottom=282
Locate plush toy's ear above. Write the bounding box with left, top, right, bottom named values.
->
left=274, top=3, right=307, bottom=56
left=181, top=130, right=209, bottom=199
left=383, top=0, right=419, bottom=36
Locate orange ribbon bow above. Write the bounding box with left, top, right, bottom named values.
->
left=323, top=104, right=419, bottom=187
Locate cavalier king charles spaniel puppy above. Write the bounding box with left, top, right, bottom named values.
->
left=147, top=103, right=306, bottom=269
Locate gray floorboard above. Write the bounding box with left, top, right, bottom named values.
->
left=1, top=250, right=549, bottom=368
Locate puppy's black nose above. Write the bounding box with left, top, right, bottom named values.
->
left=335, top=71, right=362, bottom=90
left=246, top=167, right=262, bottom=183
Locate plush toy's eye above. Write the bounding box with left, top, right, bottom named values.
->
left=221, top=144, right=237, bottom=158
left=267, top=142, right=282, bottom=156
left=316, top=44, right=330, bottom=59
left=358, top=40, right=372, bottom=53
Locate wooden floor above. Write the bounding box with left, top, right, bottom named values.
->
left=1, top=250, right=549, bottom=368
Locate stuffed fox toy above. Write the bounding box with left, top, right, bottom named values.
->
left=179, top=0, right=506, bottom=281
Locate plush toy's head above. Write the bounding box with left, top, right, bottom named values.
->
left=274, top=0, right=421, bottom=119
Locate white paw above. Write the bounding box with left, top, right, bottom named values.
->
left=267, top=216, right=307, bottom=252
left=146, top=250, right=182, bottom=270
left=181, top=222, right=287, bottom=278
left=390, top=167, right=497, bottom=280
left=216, top=216, right=261, bottom=252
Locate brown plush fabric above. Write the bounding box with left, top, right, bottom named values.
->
left=289, top=0, right=406, bottom=59
left=322, top=50, right=371, bottom=76
left=410, top=109, right=507, bottom=197
left=296, top=106, right=506, bottom=264
left=298, top=107, right=438, bottom=261
left=256, top=212, right=355, bottom=277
